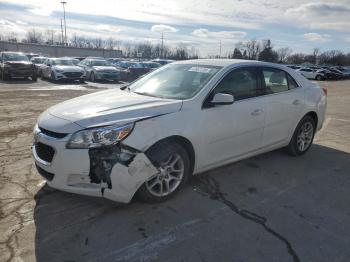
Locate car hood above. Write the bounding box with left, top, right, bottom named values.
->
left=92, top=66, right=117, bottom=71
left=53, top=65, right=83, bottom=72
left=48, top=89, right=182, bottom=128
left=5, top=61, right=32, bottom=66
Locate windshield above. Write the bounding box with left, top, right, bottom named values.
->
left=52, top=59, right=75, bottom=66
left=3, top=53, right=29, bottom=62
left=91, top=60, right=110, bottom=66
left=129, top=64, right=222, bottom=99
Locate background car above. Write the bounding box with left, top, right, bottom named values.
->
left=142, top=61, right=162, bottom=71
left=78, top=58, right=120, bottom=82
left=30, top=56, right=47, bottom=76
left=41, top=58, right=86, bottom=83
left=296, top=68, right=325, bottom=80
left=0, top=52, right=37, bottom=81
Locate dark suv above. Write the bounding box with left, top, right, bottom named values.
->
left=0, top=52, right=37, bottom=81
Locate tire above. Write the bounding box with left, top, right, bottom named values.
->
left=90, top=72, right=95, bottom=82
left=51, top=72, right=56, bottom=82
left=32, top=75, right=37, bottom=82
left=315, top=75, right=323, bottom=81
left=79, top=78, right=85, bottom=84
left=287, top=115, right=316, bottom=156
left=136, top=140, right=191, bottom=203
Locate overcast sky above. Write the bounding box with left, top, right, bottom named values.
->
left=0, top=0, right=349, bottom=56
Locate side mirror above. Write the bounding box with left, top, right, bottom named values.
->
left=210, top=93, right=234, bottom=105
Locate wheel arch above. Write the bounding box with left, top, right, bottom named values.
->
left=145, top=135, right=196, bottom=175
left=304, top=111, right=318, bottom=128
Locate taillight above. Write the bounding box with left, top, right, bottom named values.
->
left=322, top=87, right=327, bottom=96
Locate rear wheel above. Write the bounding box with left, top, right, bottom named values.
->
left=136, top=140, right=190, bottom=203
left=287, top=115, right=316, bottom=156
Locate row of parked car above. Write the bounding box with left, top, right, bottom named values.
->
left=0, top=51, right=174, bottom=82
left=287, top=65, right=350, bottom=81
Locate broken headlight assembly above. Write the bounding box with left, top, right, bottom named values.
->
left=66, top=123, right=134, bottom=149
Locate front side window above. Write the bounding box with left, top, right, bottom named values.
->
left=214, top=68, right=258, bottom=101
left=129, top=64, right=221, bottom=99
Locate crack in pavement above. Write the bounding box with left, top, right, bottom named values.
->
left=191, top=175, right=300, bottom=262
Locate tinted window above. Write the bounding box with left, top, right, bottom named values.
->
left=214, top=68, right=258, bottom=101
left=262, top=68, right=288, bottom=94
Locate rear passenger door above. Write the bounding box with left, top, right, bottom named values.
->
left=259, top=67, right=304, bottom=147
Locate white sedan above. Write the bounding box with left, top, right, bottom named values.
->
left=41, top=58, right=86, bottom=83
left=296, top=68, right=325, bottom=80
left=33, top=60, right=327, bottom=203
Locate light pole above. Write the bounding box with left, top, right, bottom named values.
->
left=60, top=1, right=67, bottom=45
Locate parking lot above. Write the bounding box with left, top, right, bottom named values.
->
left=0, top=78, right=349, bottom=262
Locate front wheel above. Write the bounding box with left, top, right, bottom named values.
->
left=315, top=75, right=323, bottom=81
left=136, top=140, right=191, bottom=203
left=287, top=115, right=316, bottom=156
left=51, top=72, right=56, bottom=82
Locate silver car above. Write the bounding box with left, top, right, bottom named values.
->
left=41, top=58, right=86, bottom=83
left=78, top=59, right=120, bottom=82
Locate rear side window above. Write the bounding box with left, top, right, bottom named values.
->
left=261, top=68, right=298, bottom=94
left=214, top=68, right=258, bottom=101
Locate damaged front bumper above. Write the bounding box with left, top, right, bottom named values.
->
left=32, top=129, right=158, bottom=203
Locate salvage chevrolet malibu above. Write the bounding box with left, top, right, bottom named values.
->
left=32, top=59, right=327, bottom=203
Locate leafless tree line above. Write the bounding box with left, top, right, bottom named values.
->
left=229, top=39, right=350, bottom=66
left=0, top=29, right=199, bottom=60
left=1, top=29, right=349, bottom=65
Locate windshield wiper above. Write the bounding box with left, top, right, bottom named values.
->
left=133, top=91, right=165, bottom=99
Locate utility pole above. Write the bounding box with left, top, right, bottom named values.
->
left=219, top=40, right=222, bottom=58
left=60, top=19, right=64, bottom=45
left=161, top=31, right=164, bottom=59
left=60, top=1, right=67, bottom=45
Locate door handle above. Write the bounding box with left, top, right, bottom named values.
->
left=251, top=109, right=263, bottom=116
left=292, top=99, right=300, bottom=105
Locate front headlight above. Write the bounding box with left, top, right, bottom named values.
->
left=55, top=69, right=64, bottom=73
left=66, top=123, right=134, bottom=149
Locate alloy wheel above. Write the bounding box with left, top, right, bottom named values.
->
left=145, top=153, right=184, bottom=197
left=297, top=122, right=314, bottom=151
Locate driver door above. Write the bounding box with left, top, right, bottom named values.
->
left=198, top=67, right=266, bottom=168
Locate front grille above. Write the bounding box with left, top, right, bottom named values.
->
left=39, top=126, right=68, bottom=139
left=63, top=72, right=83, bottom=78
left=35, top=142, right=55, bottom=163
left=35, top=164, right=54, bottom=181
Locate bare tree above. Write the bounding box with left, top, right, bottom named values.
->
left=25, top=29, right=43, bottom=44
left=44, top=29, right=56, bottom=45
left=7, top=32, right=18, bottom=42
left=244, top=40, right=261, bottom=60
left=277, top=47, right=292, bottom=63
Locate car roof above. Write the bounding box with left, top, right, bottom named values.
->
left=173, top=59, right=290, bottom=69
